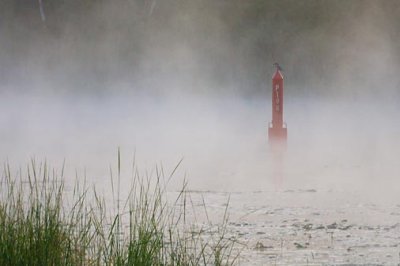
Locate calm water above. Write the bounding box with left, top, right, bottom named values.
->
left=173, top=189, right=400, bottom=265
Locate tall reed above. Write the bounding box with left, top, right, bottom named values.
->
left=0, top=154, right=240, bottom=265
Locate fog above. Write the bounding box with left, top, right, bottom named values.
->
left=1, top=1, right=400, bottom=199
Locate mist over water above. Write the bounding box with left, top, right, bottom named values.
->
left=1, top=92, right=399, bottom=200
left=1, top=0, right=400, bottom=198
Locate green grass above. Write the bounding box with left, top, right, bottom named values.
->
left=0, top=153, right=240, bottom=265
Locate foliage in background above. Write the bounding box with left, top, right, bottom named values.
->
left=1, top=0, right=399, bottom=97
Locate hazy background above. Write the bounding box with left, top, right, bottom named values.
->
left=1, top=0, right=400, bottom=195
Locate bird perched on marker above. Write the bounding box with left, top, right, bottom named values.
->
left=273, top=63, right=283, bottom=71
